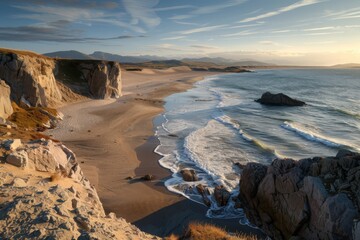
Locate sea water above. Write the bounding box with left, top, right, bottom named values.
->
left=154, top=68, right=360, bottom=223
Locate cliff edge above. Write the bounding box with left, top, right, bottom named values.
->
left=0, top=48, right=122, bottom=108
left=0, top=138, right=158, bottom=239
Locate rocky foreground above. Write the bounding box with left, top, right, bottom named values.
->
left=239, top=150, right=360, bottom=240
left=0, top=138, right=159, bottom=239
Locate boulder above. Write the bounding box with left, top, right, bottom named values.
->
left=180, top=169, right=198, bottom=182
left=6, top=150, right=28, bottom=168
left=1, top=139, right=22, bottom=151
left=214, top=185, right=231, bottom=207
left=0, top=80, right=13, bottom=119
left=142, top=174, right=154, bottom=181
left=12, top=178, right=27, bottom=187
left=239, top=150, right=360, bottom=240
left=196, top=184, right=211, bottom=207
left=255, top=92, right=305, bottom=106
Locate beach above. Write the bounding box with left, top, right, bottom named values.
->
left=46, top=67, right=264, bottom=236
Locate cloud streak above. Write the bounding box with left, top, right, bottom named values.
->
left=0, top=25, right=144, bottom=42
left=122, top=0, right=161, bottom=28
left=238, top=0, right=323, bottom=23
left=178, top=25, right=228, bottom=35
left=169, top=0, right=246, bottom=20
left=324, top=7, right=360, bottom=20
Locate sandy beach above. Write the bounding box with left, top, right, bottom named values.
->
left=47, top=67, right=264, bottom=237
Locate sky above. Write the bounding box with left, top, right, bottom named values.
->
left=0, top=0, right=360, bottom=65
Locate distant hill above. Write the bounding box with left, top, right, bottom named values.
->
left=182, top=57, right=271, bottom=67
left=44, top=50, right=274, bottom=67
left=44, top=50, right=94, bottom=60
left=332, top=63, right=360, bottom=68
left=90, top=51, right=166, bottom=63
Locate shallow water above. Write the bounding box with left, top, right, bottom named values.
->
left=154, top=68, right=360, bottom=222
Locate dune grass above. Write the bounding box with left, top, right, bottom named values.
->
left=166, top=223, right=257, bottom=240
left=9, top=102, right=59, bottom=131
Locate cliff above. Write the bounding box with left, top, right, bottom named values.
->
left=0, top=80, right=13, bottom=120
left=0, top=48, right=122, bottom=108
left=0, top=138, right=158, bottom=239
left=239, top=150, right=360, bottom=240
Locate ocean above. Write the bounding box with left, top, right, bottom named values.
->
left=153, top=68, right=360, bottom=223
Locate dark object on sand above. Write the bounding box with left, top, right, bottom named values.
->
left=256, top=92, right=305, bottom=106
left=142, top=174, right=154, bottom=181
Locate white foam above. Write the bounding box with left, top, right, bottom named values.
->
left=214, top=114, right=284, bottom=159
left=281, top=121, right=342, bottom=148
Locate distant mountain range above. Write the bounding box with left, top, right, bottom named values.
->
left=44, top=50, right=94, bottom=60
left=43, top=50, right=272, bottom=67
left=44, top=50, right=166, bottom=63
left=332, top=63, right=360, bottom=68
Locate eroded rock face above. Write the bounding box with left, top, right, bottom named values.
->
left=0, top=80, right=13, bottom=119
left=255, top=92, right=305, bottom=106
left=0, top=51, right=122, bottom=107
left=0, top=53, right=61, bottom=107
left=239, top=150, right=360, bottom=240
left=80, top=62, right=122, bottom=99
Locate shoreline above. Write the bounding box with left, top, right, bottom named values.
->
left=46, top=68, right=264, bottom=238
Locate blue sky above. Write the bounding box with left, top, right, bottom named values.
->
left=0, top=0, right=360, bottom=65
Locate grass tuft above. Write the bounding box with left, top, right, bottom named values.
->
left=9, top=102, right=58, bottom=131
left=173, top=222, right=257, bottom=240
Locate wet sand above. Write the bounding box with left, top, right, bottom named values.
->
left=47, top=67, right=265, bottom=238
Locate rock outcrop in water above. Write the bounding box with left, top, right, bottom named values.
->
left=239, top=150, right=360, bottom=240
left=255, top=92, right=305, bottom=106
left=0, top=138, right=159, bottom=239
left=0, top=49, right=122, bottom=108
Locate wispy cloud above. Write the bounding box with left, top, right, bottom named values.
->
left=190, top=45, right=219, bottom=50
left=169, top=15, right=193, bottom=20
left=304, top=26, right=335, bottom=31
left=161, top=36, right=186, bottom=41
left=122, top=0, right=160, bottom=28
left=238, top=0, right=324, bottom=23
left=178, top=25, right=227, bottom=35
left=0, top=25, right=144, bottom=42
left=271, top=29, right=292, bottom=33
left=169, top=0, right=246, bottom=20
left=259, top=41, right=278, bottom=45
left=173, top=20, right=201, bottom=26
left=324, top=7, right=360, bottom=20
left=192, top=0, right=246, bottom=15
left=153, top=43, right=185, bottom=52
left=13, top=4, right=145, bottom=32
left=9, top=0, right=119, bottom=9
left=222, top=30, right=258, bottom=37
left=304, top=31, right=343, bottom=36
left=228, top=23, right=264, bottom=29
left=155, top=5, right=193, bottom=12
left=304, top=41, right=336, bottom=45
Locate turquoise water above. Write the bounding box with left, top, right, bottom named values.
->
left=154, top=68, right=360, bottom=221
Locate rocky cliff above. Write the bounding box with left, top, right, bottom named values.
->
left=0, top=49, right=122, bottom=109
left=239, top=150, right=360, bottom=240
left=0, top=80, right=13, bottom=120
left=0, top=138, right=158, bottom=239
